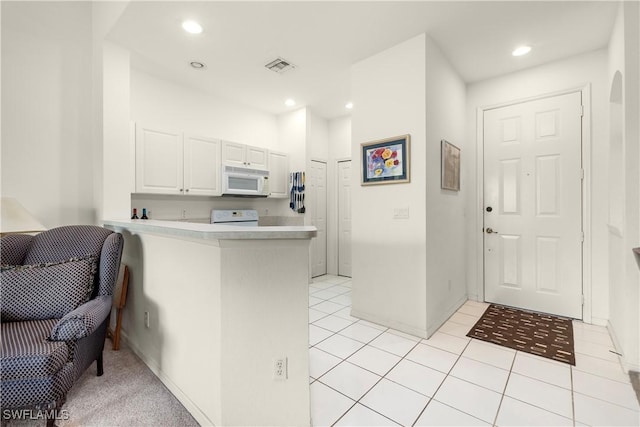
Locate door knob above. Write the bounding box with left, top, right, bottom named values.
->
left=486, top=227, right=498, bottom=234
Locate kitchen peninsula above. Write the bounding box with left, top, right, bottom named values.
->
left=103, top=219, right=317, bottom=427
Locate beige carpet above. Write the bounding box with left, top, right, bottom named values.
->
left=5, top=344, right=199, bottom=426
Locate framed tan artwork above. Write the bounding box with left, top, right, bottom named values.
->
left=441, top=140, right=460, bottom=191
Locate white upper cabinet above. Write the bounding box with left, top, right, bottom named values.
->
left=135, top=124, right=221, bottom=196
left=222, top=141, right=268, bottom=170
left=246, top=145, right=268, bottom=169
left=136, top=124, right=184, bottom=194
left=183, top=135, right=222, bottom=196
left=267, top=150, right=289, bottom=198
left=135, top=124, right=286, bottom=198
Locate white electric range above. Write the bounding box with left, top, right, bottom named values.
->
left=210, top=209, right=259, bottom=227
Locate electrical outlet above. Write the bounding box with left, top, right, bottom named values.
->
left=273, top=357, right=287, bottom=380
left=181, top=209, right=187, bottom=219
left=144, top=311, right=150, bottom=328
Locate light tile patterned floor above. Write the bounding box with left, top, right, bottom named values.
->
left=309, top=275, right=640, bottom=427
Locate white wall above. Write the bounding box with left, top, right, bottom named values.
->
left=351, top=33, right=467, bottom=337
left=102, top=42, right=131, bottom=221
left=351, top=34, right=428, bottom=336
left=424, top=37, right=468, bottom=334
left=607, top=1, right=640, bottom=372
left=329, top=116, right=352, bottom=160
left=465, top=49, right=609, bottom=323
left=91, top=2, right=129, bottom=225
left=131, top=70, right=279, bottom=150
left=306, top=110, right=329, bottom=162
left=1, top=2, right=94, bottom=227
left=327, top=116, right=352, bottom=275
left=351, top=34, right=465, bottom=336
left=278, top=108, right=307, bottom=172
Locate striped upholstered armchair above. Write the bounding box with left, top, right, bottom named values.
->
left=0, top=225, right=123, bottom=426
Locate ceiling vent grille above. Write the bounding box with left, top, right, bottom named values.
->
left=265, top=57, right=296, bottom=74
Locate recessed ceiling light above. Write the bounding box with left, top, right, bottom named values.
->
left=284, top=99, right=296, bottom=107
left=345, top=102, right=354, bottom=109
left=189, top=61, right=206, bottom=70
left=182, top=20, right=203, bottom=34
left=512, top=46, right=532, bottom=57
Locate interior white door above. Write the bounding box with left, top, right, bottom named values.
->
left=483, top=91, right=583, bottom=319
left=338, top=160, right=352, bottom=277
left=310, top=161, right=327, bottom=277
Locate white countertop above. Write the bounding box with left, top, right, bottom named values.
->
left=103, top=219, right=317, bottom=240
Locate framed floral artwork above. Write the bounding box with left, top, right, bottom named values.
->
left=441, top=139, right=460, bottom=191
left=361, top=134, right=410, bottom=185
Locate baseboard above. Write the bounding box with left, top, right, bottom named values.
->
left=349, top=309, right=428, bottom=339
left=607, top=321, right=640, bottom=374
left=466, top=294, right=480, bottom=303
left=119, top=331, right=216, bottom=427
left=590, top=316, right=609, bottom=327
left=426, top=295, right=468, bottom=337
left=351, top=295, right=469, bottom=339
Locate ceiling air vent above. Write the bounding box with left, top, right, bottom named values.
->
left=265, top=57, right=296, bottom=74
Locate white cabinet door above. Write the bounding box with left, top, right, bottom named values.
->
left=222, top=141, right=268, bottom=170
left=246, top=145, right=268, bottom=170
left=221, top=141, right=246, bottom=167
left=184, top=135, right=221, bottom=196
left=267, top=150, right=289, bottom=197
left=136, top=124, right=183, bottom=194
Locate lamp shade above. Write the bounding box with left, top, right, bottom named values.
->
left=1, top=198, right=46, bottom=234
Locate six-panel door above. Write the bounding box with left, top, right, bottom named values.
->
left=483, top=92, right=583, bottom=319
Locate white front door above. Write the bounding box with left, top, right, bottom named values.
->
left=338, top=160, right=352, bottom=277
left=483, top=91, right=583, bottom=319
left=310, top=161, right=327, bottom=277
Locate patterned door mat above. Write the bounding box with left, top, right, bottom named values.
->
left=467, top=304, right=575, bottom=365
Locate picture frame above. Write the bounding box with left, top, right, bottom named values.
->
left=441, top=139, right=461, bottom=191
left=361, top=134, right=410, bottom=185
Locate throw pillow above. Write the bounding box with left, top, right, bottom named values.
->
left=0, top=255, right=97, bottom=322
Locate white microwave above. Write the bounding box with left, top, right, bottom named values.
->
left=221, top=164, right=269, bottom=197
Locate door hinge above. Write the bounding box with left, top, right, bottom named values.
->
left=580, top=169, right=585, bottom=180
left=581, top=232, right=584, bottom=242
left=582, top=294, right=585, bottom=306
left=579, top=105, right=584, bottom=117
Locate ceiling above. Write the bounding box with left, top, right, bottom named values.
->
left=106, top=1, right=618, bottom=120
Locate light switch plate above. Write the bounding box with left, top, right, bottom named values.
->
left=393, top=207, right=409, bottom=219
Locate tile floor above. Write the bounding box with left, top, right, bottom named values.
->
left=308, top=275, right=640, bottom=427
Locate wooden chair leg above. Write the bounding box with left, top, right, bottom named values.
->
left=96, top=353, right=104, bottom=377
left=113, top=307, right=123, bottom=351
